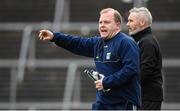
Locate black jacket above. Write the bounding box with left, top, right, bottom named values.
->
left=132, top=27, right=163, bottom=101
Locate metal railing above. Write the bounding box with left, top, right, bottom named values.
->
left=0, top=58, right=180, bottom=109
left=0, top=59, right=94, bottom=110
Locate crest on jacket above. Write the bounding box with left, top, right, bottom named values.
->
left=106, top=52, right=111, bottom=60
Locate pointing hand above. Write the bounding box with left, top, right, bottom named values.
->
left=38, top=29, right=54, bottom=41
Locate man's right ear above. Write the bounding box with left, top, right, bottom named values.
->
left=140, top=19, right=147, bottom=28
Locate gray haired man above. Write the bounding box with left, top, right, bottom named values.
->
left=127, top=7, right=163, bottom=110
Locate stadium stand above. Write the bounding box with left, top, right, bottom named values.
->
left=0, top=0, right=180, bottom=110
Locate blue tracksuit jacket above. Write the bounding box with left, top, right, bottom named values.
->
left=51, top=32, right=141, bottom=107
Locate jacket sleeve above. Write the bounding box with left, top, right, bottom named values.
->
left=51, top=32, right=97, bottom=57
left=139, top=40, right=157, bottom=83
left=103, top=39, right=140, bottom=88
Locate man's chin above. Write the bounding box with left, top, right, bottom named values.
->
left=129, top=30, right=139, bottom=36
left=129, top=28, right=143, bottom=36
left=101, top=35, right=107, bottom=38
left=129, top=32, right=135, bottom=36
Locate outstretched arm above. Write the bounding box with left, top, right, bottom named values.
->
left=38, top=29, right=98, bottom=57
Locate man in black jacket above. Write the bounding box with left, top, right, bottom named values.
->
left=127, top=7, right=163, bottom=110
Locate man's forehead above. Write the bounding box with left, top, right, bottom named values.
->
left=99, top=16, right=114, bottom=22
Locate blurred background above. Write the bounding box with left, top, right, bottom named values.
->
left=0, top=0, right=180, bottom=110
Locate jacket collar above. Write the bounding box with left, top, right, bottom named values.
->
left=132, top=27, right=152, bottom=42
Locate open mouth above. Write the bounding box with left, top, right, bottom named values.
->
left=101, top=29, right=107, bottom=33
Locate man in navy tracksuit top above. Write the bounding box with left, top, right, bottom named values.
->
left=39, top=8, right=141, bottom=110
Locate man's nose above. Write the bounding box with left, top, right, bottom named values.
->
left=100, top=23, right=105, bottom=28
left=100, top=22, right=105, bottom=26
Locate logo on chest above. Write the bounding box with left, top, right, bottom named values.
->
left=106, top=52, right=111, bottom=60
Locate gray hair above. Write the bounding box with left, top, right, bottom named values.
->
left=129, top=7, right=152, bottom=27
